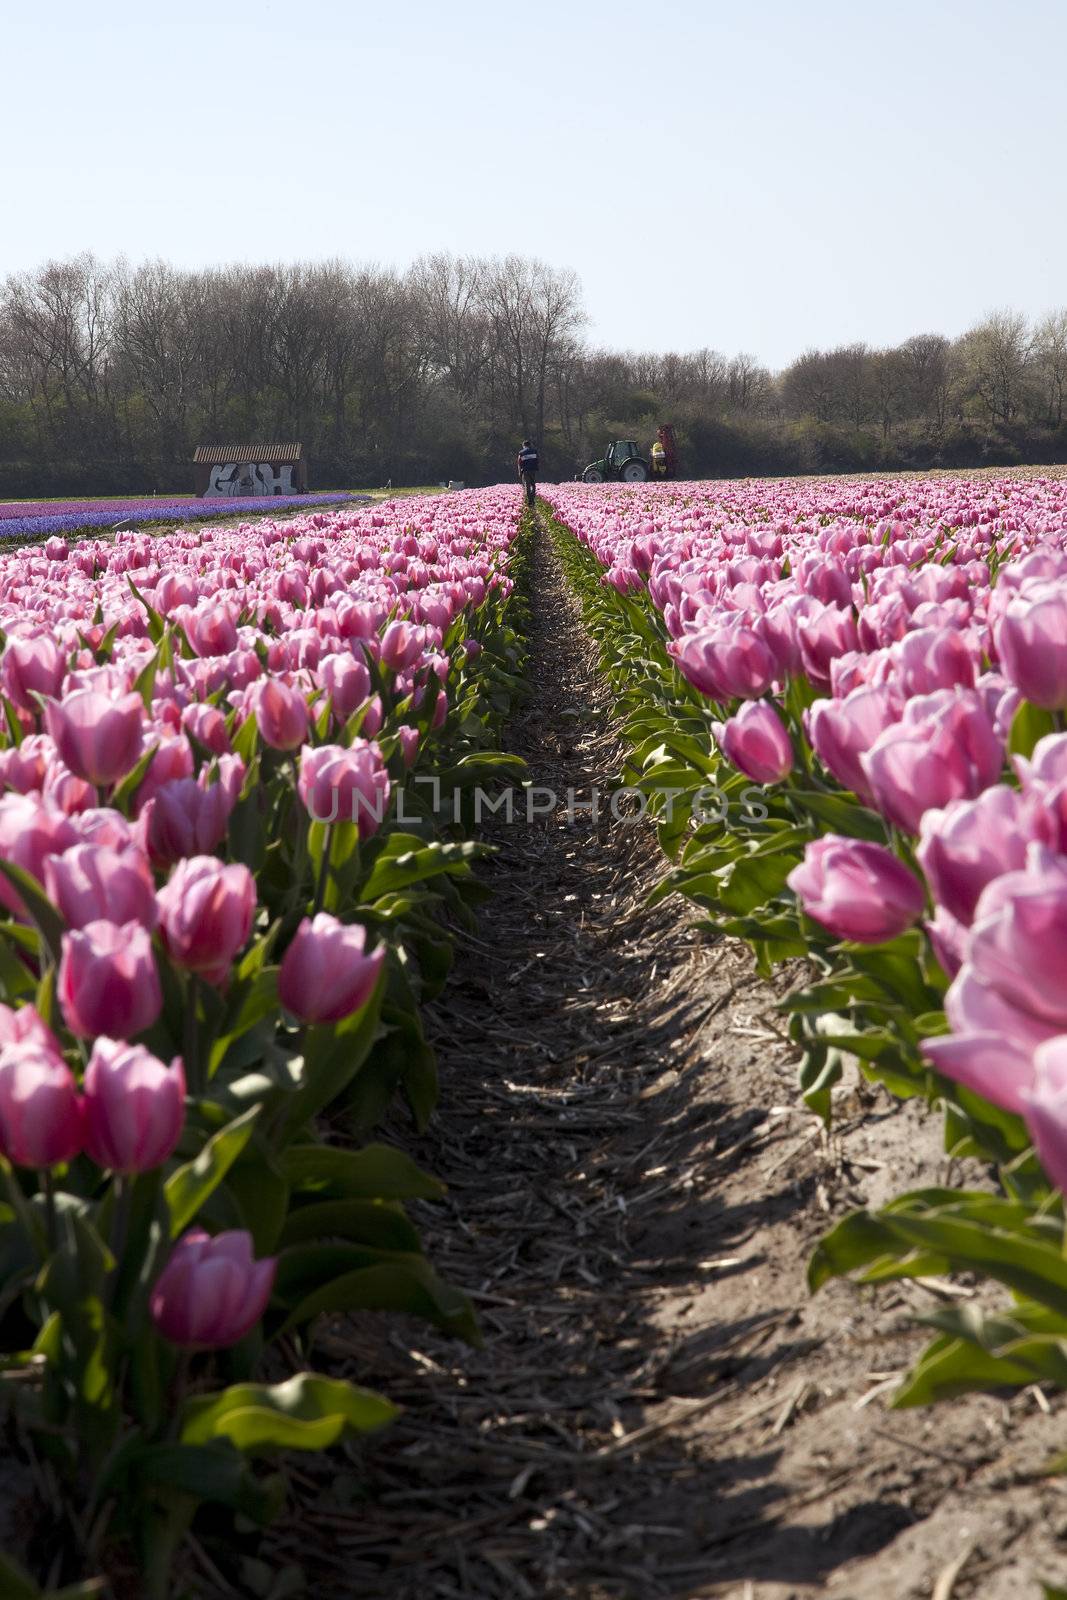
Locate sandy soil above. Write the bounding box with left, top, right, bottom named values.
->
left=259, top=514, right=1067, bottom=1600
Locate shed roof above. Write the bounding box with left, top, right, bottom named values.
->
left=193, top=443, right=303, bottom=464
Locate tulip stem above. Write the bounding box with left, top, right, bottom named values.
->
left=184, top=975, right=202, bottom=1095
left=313, top=824, right=334, bottom=914
left=40, top=1169, right=57, bottom=1251
left=109, top=1174, right=132, bottom=1291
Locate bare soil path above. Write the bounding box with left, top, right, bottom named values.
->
left=269, top=519, right=1067, bottom=1600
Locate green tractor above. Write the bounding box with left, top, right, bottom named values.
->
left=581, top=439, right=650, bottom=484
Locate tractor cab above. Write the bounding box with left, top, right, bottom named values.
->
left=582, top=439, right=650, bottom=484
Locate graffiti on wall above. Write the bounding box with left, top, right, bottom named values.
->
left=204, top=462, right=296, bottom=497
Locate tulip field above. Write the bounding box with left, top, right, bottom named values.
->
left=0, top=492, right=527, bottom=1594
left=4, top=468, right=1067, bottom=1592
left=542, top=474, right=1067, bottom=1422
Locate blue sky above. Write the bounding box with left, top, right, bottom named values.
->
left=7, top=0, right=1067, bottom=368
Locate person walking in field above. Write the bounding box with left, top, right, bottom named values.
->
left=517, top=440, right=539, bottom=508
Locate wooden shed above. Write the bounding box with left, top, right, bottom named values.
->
left=193, top=443, right=307, bottom=498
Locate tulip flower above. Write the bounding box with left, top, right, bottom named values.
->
left=150, top=1228, right=276, bottom=1349
left=140, top=777, right=235, bottom=867
left=380, top=619, right=426, bottom=672
left=0, top=1042, right=83, bottom=1168
left=297, top=741, right=391, bottom=836
left=861, top=691, right=1003, bottom=835
left=45, top=843, right=158, bottom=930
left=250, top=678, right=309, bottom=751
left=1022, top=1037, right=1067, bottom=1192
left=788, top=835, right=926, bottom=944
left=923, top=849, right=1067, bottom=1112
left=995, top=583, right=1067, bottom=709
left=279, top=914, right=385, bottom=1024
left=713, top=701, right=793, bottom=784
left=317, top=653, right=372, bottom=721
left=917, top=786, right=1048, bottom=926
left=807, top=687, right=901, bottom=803
left=58, top=919, right=162, bottom=1039
left=1, top=634, right=66, bottom=711
left=670, top=626, right=777, bottom=701
left=45, top=689, right=144, bottom=789
left=157, top=856, right=256, bottom=985
left=83, top=1038, right=185, bottom=1173
left=0, top=1003, right=62, bottom=1055
left=0, top=793, right=79, bottom=919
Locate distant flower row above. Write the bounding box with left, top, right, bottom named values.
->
left=0, top=492, right=357, bottom=542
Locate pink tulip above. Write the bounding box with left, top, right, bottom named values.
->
left=1, top=635, right=66, bottom=711
left=923, top=851, right=1067, bottom=1112
left=0, top=1042, right=83, bottom=1168
left=0, top=1003, right=62, bottom=1055
left=670, top=626, right=777, bottom=701
left=140, top=777, right=235, bottom=867
left=1022, top=1037, right=1067, bottom=1192
left=380, top=620, right=426, bottom=672
left=807, top=687, right=900, bottom=803
left=397, top=725, right=420, bottom=768
left=278, top=914, right=385, bottom=1023
left=797, top=604, right=860, bottom=686
left=297, top=742, right=391, bottom=836
left=995, top=583, right=1067, bottom=708
left=318, top=654, right=372, bottom=721
left=917, top=786, right=1048, bottom=925
left=181, top=702, right=232, bottom=756
left=861, top=691, right=1003, bottom=834
left=713, top=701, right=793, bottom=784
left=250, top=678, right=309, bottom=751
left=0, top=793, right=78, bottom=919
left=0, top=734, right=53, bottom=794
left=892, top=627, right=977, bottom=696
left=58, top=919, right=162, bottom=1039
left=83, top=1038, right=185, bottom=1173
left=45, top=690, right=144, bottom=788
left=150, top=1228, right=276, bottom=1349
left=157, top=856, right=256, bottom=985
left=45, top=844, right=158, bottom=930
left=132, top=735, right=194, bottom=814
left=788, top=835, right=925, bottom=944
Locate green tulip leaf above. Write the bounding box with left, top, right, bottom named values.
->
left=165, top=1105, right=261, bottom=1239
left=179, top=1373, right=396, bottom=1453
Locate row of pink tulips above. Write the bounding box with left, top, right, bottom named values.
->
left=0, top=487, right=528, bottom=1591
left=546, top=477, right=1067, bottom=1431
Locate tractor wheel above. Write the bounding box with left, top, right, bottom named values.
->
left=621, top=460, right=649, bottom=483
left=582, top=467, right=604, bottom=483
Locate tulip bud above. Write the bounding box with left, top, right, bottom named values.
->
left=157, top=856, right=256, bottom=985
left=1, top=635, right=66, bottom=712
left=83, top=1038, right=185, bottom=1173
left=59, top=918, right=162, bottom=1040
left=713, top=701, right=793, bottom=784
left=250, top=678, right=309, bottom=751
left=279, top=914, right=385, bottom=1024
left=45, top=690, right=144, bottom=789
left=45, top=843, right=158, bottom=931
left=788, top=835, right=926, bottom=944
left=996, top=584, right=1067, bottom=709
left=150, top=1228, right=276, bottom=1349
left=297, top=742, right=391, bottom=836
left=0, top=1042, right=83, bottom=1168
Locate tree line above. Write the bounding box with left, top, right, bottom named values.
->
left=1, top=253, right=1066, bottom=494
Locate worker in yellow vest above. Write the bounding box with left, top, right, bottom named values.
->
left=651, top=438, right=667, bottom=478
